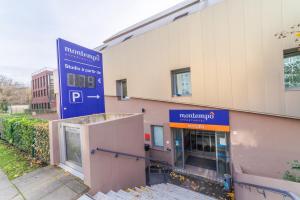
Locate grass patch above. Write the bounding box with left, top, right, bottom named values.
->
left=0, top=139, right=43, bottom=180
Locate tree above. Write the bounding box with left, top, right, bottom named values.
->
left=0, top=75, right=30, bottom=112
left=275, top=23, right=300, bottom=46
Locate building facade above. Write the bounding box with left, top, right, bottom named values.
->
left=97, top=0, right=300, bottom=184
left=31, top=68, right=56, bottom=111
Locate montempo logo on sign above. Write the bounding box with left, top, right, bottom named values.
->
left=179, top=111, right=215, bottom=120
left=169, top=110, right=229, bottom=132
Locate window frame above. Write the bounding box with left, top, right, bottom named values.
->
left=171, top=67, right=192, bottom=97
left=151, top=125, right=164, bottom=150
left=116, top=79, right=128, bottom=100
left=283, top=48, right=300, bottom=91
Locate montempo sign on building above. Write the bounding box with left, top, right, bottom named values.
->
left=57, top=38, right=105, bottom=119
left=169, top=110, right=230, bottom=132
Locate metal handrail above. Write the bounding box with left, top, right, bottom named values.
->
left=91, top=147, right=171, bottom=166
left=234, top=180, right=300, bottom=200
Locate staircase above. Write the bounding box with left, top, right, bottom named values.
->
left=79, top=183, right=218, bottom=200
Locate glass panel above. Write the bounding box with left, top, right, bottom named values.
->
left=203, top=135, right=210, bottom=152
left=284, top=54, right=300, bottom=89
left=152, top=126, right=164, bottom=147
left=173, top=129, right=184, bottom=168
left=216, top=132, right=230, bottom=177
left=191, top=132, right=197, bottom=151
left=196, top=134, right=203, bottom=151
left=211, top=135, right=216, bottom=152
left=175, top=71, right=191, bottom=96
left=122, top=80, right=127, bottom=98
left=64, top=126, right=82, bottom=167
left=184, top=130, right=191, bottom=151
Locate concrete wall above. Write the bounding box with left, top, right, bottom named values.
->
left=102, top=0, right=300, bottom=118
left=230, top=111, right=300, bottom=179
left=83, top=114, right=146, bottom=194
left=105, top=96, right=300, bottom=180
left=233, top=163, right=300, bottom=199
left=49, top=114, right=146, bottom=194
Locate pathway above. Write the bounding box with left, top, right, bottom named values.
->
left=0, top=169, right=22, bottom=200
left=0, top=166, right=89, bottom=200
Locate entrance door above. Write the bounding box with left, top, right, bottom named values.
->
left=59, top=123, right=83, bottom=173
left=173, top=128, right=184, bottom=168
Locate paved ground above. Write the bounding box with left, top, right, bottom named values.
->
left=0, top=170, right=22, bottom=200
left=0, top=166, right=89, bottom=200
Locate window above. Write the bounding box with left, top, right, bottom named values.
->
left=116, top=79, right=128, bottom=100
left=284, top=48, right=300, bottom=89
left=171, top=68, right=191, bottom=96
left=151, top=125, right=164, bottom=148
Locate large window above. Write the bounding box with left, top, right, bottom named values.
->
left=284, top=49, right=300, bottom=89
left=151, top=125, right=164, bottom=148
left=171, top=68, right=191, bottom=96
left=116, top=79, right=127, bottom=100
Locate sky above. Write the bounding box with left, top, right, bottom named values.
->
left=0, top=0, right=182, bottom=85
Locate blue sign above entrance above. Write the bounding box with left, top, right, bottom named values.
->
left=57, top=38, right=105, bottom=119
left=169, top=110, right=229, bottom=132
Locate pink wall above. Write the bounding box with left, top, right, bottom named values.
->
left=49, top=114, right=146, bottom=194
left=233, top=163, right=300, bottom=199
left=49, top=120, right=60, bottom=165
left=230, top=111, right=300, bottom=179
left=105, top=96, right=300, bottom=180
left=83, top=114, right=146, bottom=194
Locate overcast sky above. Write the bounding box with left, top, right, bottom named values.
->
left=0, top=0, right=182, bottom=85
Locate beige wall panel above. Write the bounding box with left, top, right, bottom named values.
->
left=244, top=0, right=266, bottom=112
left=177, top=18, right=191, bottom=68
left=168, top=21, right=180, bottom=70
left=189, top=13, right=206, bottom=104
left=102, top=0, right=300, bottom=118
left=261, top=0, right=285, bottom=115
left=227, top=0, right=249, bottom=109
left=282, top=0, right=300, bottom=116
left=285, top=91, right=300, bottom=116
left=213, top=2, right=233, bottom=108
left=201, top=7, right=219, bottom=106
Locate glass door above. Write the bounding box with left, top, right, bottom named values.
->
left=173, top=128, right=184, bottom=168
left=216, top=132, right=230, bottom=177
left=59, top=123, right=83, bottom=172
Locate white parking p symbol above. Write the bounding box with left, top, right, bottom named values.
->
left=72, top=92, right=80, bottom=102
left=69, top=90, right=83, bottom=104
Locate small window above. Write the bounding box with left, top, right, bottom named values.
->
left=116, top=79, right=128, bottom=100
left=171, top=68, right=192, bottom=96
left=284, top=48, right=300, bottom=89
left=151, top=125, right=164, bottom=148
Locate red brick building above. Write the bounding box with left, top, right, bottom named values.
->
left=31, top=68, right=56, bottom=111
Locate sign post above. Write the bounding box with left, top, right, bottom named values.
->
left=57, top=38, right=105, bottom=119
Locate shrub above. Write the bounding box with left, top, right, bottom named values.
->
left=0, top=115, right=49, bottom=163
left=33, top=123, right=50, bottom=163
left=283, top=160, right=300, bottom=183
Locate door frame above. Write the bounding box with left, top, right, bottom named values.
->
left=172, top=128, right=185, bottom=169
left=59, top=122, right=84, bottom=173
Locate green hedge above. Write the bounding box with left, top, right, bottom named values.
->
left=33, top=123, right=50, bottom=163
left=0, top=115, right=49, bottom=163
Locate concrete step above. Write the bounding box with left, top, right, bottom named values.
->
left=78, top=183, right=218, bottom=200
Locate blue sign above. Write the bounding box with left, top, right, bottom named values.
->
left=57, top=38, right=105, bottom=119
left=169, top=110, right=229, bottom=132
